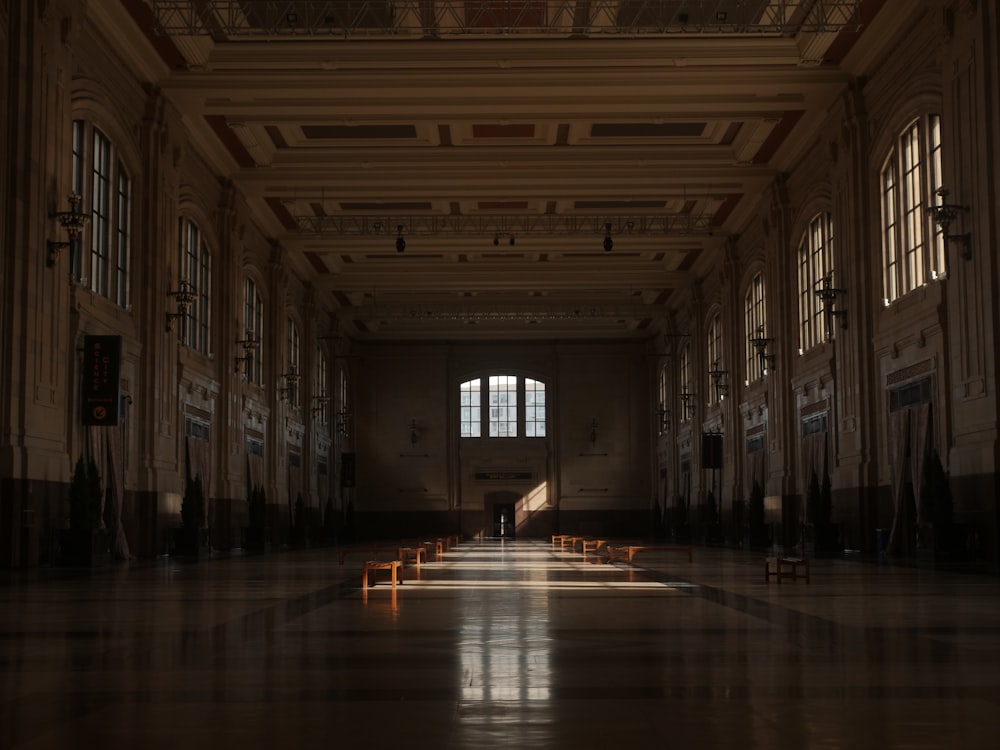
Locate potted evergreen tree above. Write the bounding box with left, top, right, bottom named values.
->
left=244, top=486, right=269, bottom=552
left=804, top=469, right=842, bottom=557
left=59, top=455, right=110, bottom=566
left=172, top=474, right=206, bottom=559
left=747, top=480, right=768, bottom=547
left=292, top=492, right=307, bottom=547
left=918, top=449, right=964, bottom=562
left=672, top=495, right=691, bottom=542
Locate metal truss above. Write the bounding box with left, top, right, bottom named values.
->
left=293, top=213, right=715, bottom=236
left=150, top=1, right=865, bottom=38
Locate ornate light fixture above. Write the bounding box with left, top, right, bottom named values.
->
left=234, top=331, right=258, bottom=377
left=312, top=395, right=330, bottom=420
left=408, top=418, right=419, bottom=445
left=656, top=406, right=671, bottom=433
left=748, top=325, right=775, bottom=376
left=589, top=418, right=599, bottom=443
left=165, top=279, right=197, bottom=333
left=334, top=407, right=351, bottom=437
left=395, top=224, right=406, bottom=252
left=602, top=223, right=613, bottom=252
left=927, top=187, right=972, bottom=260
left=708, top=360, right=729, bottom=401
left=679, top=391, right=696, bottom=420
left=814, top=274, right=848, bottom=336
left=277, top=368, right=300, bottom=402
left=47, top=193, right=90, bottom=267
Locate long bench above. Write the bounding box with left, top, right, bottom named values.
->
left=605, top=544, right=693, bottom=564
left=764, top=556, right=810, bottom=584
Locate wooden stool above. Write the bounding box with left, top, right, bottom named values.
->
left=398, top=546, right=427, bottom=568
left=765, top=556, right=810, bottom=584
left=362, top=560, right=402, bottom=592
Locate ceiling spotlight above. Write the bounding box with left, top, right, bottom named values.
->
left=395, top=225, right=405, bottom=253
left=603, top=223, right=613, bottom=252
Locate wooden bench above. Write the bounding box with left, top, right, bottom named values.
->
left=397, top=545, right=427, bottom=568
left=580, top=539, right=607, bottom=556
left=423, top=539, right=444, bottom=561
left=551, top=534, right=573, bottom=551
left=362, top=559, right=403, bottom=592
left=606, top=545, right=693, bottom=564
left=764, top=556, right=810, bottom=584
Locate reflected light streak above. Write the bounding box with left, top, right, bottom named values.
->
left=404, top=579, right=695, bottom=590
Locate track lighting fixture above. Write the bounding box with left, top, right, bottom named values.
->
left=603, top=223, right=613, bottom=252
left=395, top=224, right=405, bottom=253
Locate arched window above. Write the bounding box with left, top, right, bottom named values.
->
left=71, top=120, right=131, bottom=307
left=285, top=317, right=301, bottom=407
left=657, top=364, right=668, bottom=434
left=678, top=344, right=691, bottom=423
left=315, top=345, right=329, bottom=424
left=179, top=217, right=211, bottom=354
left=880, top=114, right=944, bottom=303
left=706, top=312, right=723, bottom=404
left=459, top=375, right=546, bottom=439
left=744, top=272, right=768, bottom=382
left=242, top=277, right=264, bottom=385
left=798, top=212, right=833, bottom=351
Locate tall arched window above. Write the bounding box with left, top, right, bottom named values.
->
left=315, top=345, right=329, bottom=424
left=179, top=217, right=211, bottom=354
left=286, top=317, right=301, bottom=407
left=459, top=375, right=546, bottom=439
left=243, top=277, right=264, bottom=385
left=706, top=312, right=723, bottom=405
left=798, top=212, right=834, bottom=351
left=880, top=114, right=944, bottom=303
left=744, top=272, right=768, bottom=382
left=678, top=344, right=691, bottom=423
left=657, top=364, right=668, bottom=434
left=71, top=120, right=131, bottom=308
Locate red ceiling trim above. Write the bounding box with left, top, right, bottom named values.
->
left=751, top=110, right=804, bottom=165
left=712, top=194, right=742, bottom=226
left=823, top=0, right=890, bottom=65
left=264, top=197, right=297, bottom=231
left=204, top=115, right=257, bottom=169
left=120, top=0, right=188, bottom=70
left=305, top=252, right=330, bottom=274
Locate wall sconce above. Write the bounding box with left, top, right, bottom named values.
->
left=814, top=274, right=848, bottom=336
left=47, top=193, right=89, bottom=267
left=748, top=325, right=776, bottom=376
left=656, top=407, right=671, bottom=433
left=311, top=395, right=330, bottom=419
left=395, top=225, right=406, bottom=253
left=408, top=418, right=420, bottom=445
left=165, top=279, right=196, bottom=333
left=234, top=331, right=258, bottom=377
left=277, top=368, right=300, bottom=402
left=602, top=223, right=613, bottom=252
left=708, top=360, right=729, bottom=401
left=928, top=187, right=972, bottom=260
left=679, top=391, right=696, bottom=420
left=334, top=407, right=351, bottom=437
left=589, top=418, right=599, bottom=443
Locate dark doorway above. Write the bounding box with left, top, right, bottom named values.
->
left=493, top=502, right=516, bottom=539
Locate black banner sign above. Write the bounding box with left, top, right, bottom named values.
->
left=81, top=335, right=121, bottom=426
left=474, top=471, right=533, bottom=482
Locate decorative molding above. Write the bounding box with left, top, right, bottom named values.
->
left=800, top=399, right=829, bottom=418
left=886, top=358, right=934, bottom=386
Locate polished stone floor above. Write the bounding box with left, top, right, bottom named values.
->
left=1, top=539, right=999, bottom=749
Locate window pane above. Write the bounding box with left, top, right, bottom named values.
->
left=525, top=378, right=545, bottom=437
left=460, top=379, right=481, bottom=437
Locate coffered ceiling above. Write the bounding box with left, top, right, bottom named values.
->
left=124, top=0, right=884, bottom=341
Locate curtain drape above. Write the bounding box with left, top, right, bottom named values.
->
left=887, top=410, right=909, bottom=555
left=910, top=403, right=931, bottom=527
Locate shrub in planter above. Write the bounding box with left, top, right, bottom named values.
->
left=672, top=495, right=690, bottom=542
left=918, top=449, right=965, bottom=561
left=245, top=486, right=269, bottom=552
left=292, top=493, right=307, bottom=546
left=747, top=480, right=768, bottom=547
left=59, top=456, right=110, bottom=566
left=173, top=474, right=207, bottom=558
